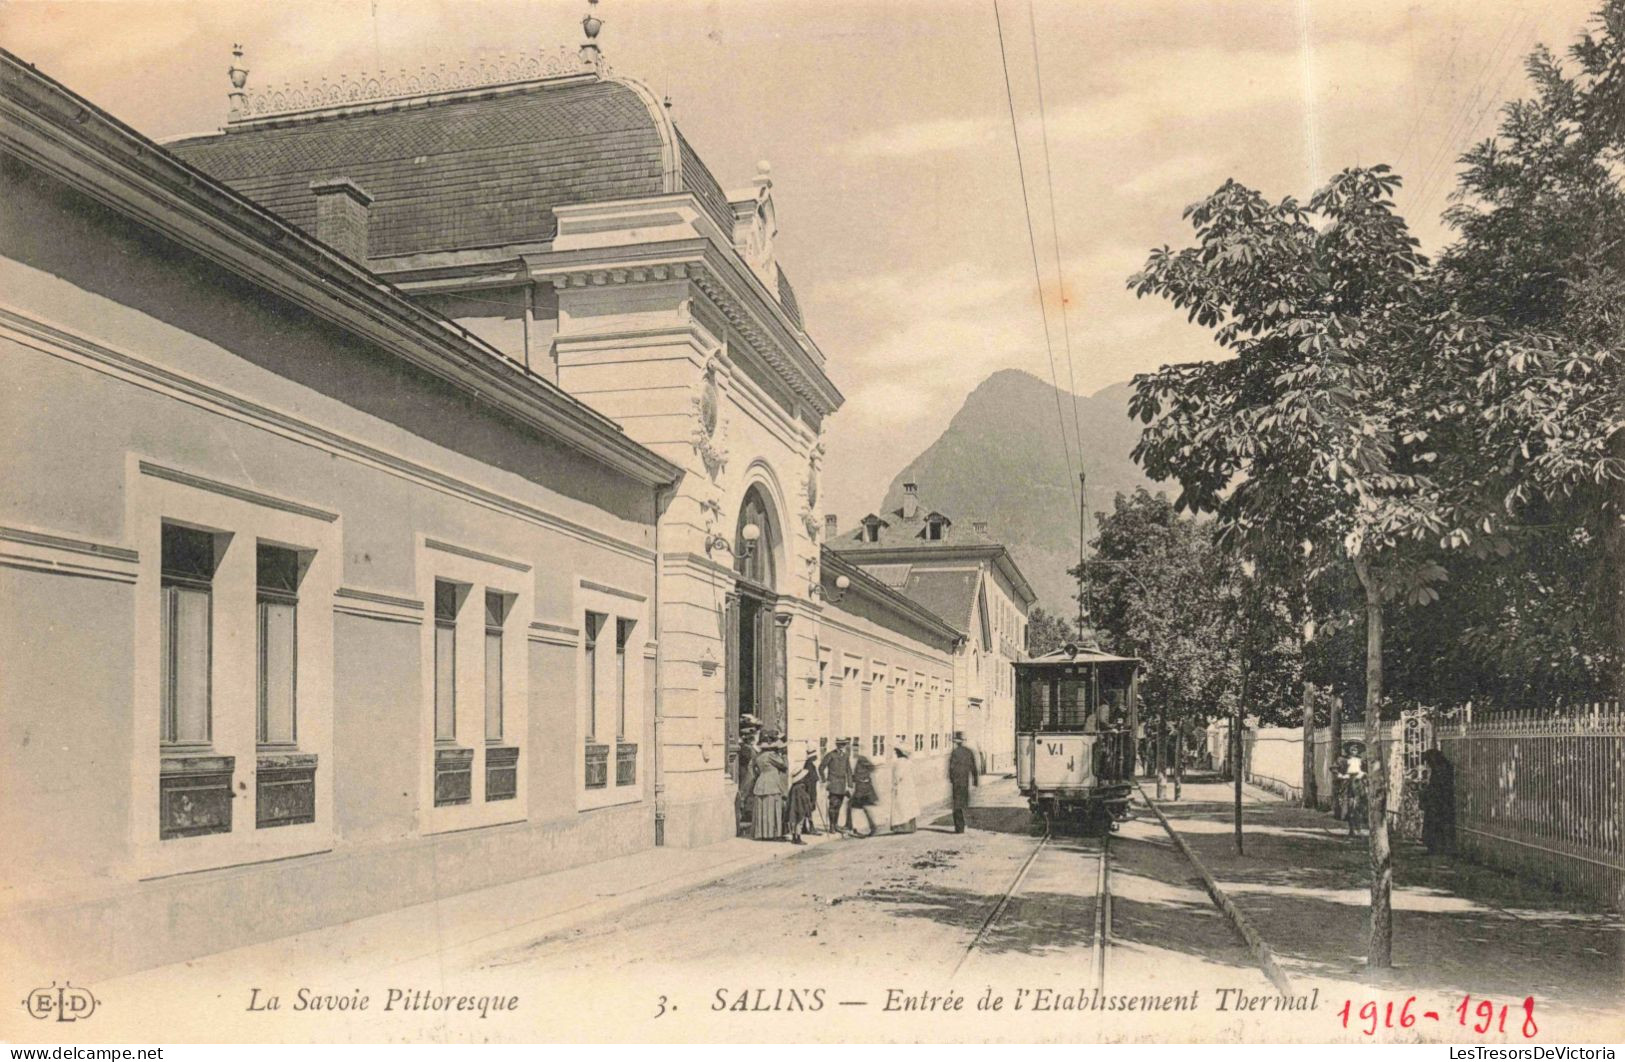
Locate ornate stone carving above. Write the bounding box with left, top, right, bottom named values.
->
left=690, top=360, right=728, bottom=481
left=798, top=441, right=824, bottom=540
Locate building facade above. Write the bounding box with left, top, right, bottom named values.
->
left=165, top=35, right=974, bottom=847
left=830, top=482, right=1038, bottom=772
left=0, top=50, right=685, bottom=979
left=1, top=27, right=980, bottom=979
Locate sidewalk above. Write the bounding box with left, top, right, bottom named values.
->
left=1146, top=779, right=1624, bottom=1030
left=86, top=828, right=839, bottom=1001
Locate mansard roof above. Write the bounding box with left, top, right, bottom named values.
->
left=169, top=75, right=735, bottom=260
left=0, top=49, right=680, bottom=489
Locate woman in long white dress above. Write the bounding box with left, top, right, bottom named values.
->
left=889, top=746, right=919, bottom=833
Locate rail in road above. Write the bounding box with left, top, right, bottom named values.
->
left=954, top=822, right=1114, bottom=991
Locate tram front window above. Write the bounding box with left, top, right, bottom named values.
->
left=1055, top=667, right=1095, bottom=730
left=1018, top=672, right=1052, bottom=730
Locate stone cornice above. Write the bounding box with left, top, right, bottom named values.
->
left=0, top=50, right=680, bottom=491
left=525, top=236, right=843, bottom=418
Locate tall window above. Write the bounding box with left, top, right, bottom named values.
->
left=616, top=618, right=634, bottom=740
left=256, top=544, right=300, bottom=746
left=434, top=580, right=459, bottom=743
left=585, top=611, right=606, bottom=740
left=484, top=591, right=507, bottom=743
left=160, top=524, right=215, bottom=746
left=735, top=489, right=774, bottom=587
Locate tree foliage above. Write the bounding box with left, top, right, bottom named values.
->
left=1434, top=4, right=1625, bottom=700
left=1078, top=490, right=1302, bottom=728
left=1024, top=606, right=1079, bottom=658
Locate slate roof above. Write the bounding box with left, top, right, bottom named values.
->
left=169, top=78, right=735, bottom=259
left=897, top=568, right=980, bottom=635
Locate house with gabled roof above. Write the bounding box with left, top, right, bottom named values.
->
left=830, top=482, right=1037, bottom=771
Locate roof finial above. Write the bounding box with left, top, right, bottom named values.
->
left=227, top=43, right=249, bottom=120
left=579, top=0, right=603, bottom=73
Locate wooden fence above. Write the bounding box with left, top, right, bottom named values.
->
left=1439, top=702, right=1624, bottom=911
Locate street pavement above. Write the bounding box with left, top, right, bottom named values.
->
left=48, top=775, right=1622, bottom=1043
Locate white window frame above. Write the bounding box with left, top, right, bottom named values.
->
left=416, top=537, right=530, bottom=835
left=127, top=458, right=339, bottom=880
left=574, top=580, right=648, bottom=811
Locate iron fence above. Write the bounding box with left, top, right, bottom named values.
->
left=1439, top=702, right=1623, bottom=911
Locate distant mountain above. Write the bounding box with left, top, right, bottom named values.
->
left=875, top=369, right=1159, bottom=614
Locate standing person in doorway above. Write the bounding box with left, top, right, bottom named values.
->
left=948, top=732, right=980, bottom=834
left=821, top=737, right=853, bottom=836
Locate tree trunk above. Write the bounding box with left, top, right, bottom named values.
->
left=1174, top=724, right=1184, bottom=801
left=1157, top=701, right=1168, bottom=799
left=1301, top=682, right=1317, bottom=809
left=1353, top=554, right=1393, bottom=970
left=1234, top=663, right=1249, bottom=855
left=1329, top=694, right=1343, bottom=802
left=1611, top=427, right=1625, bottom=706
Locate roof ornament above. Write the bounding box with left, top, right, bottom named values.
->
left=580, top=0, right=603, bottom=72
left=227, top=43, right=249, bottom=120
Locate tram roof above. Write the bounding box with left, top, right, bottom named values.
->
left=1022, top=644, right=1140, bottom=667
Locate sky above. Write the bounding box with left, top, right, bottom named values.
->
left=0, top=0, right=1603, bottom=523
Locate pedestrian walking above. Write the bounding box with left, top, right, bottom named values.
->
left=750, top=732, right=788, bottom=841
left=889, top=745, right=919, bottom=834
left=821, top=737, right=853, bottom=835
left=846, top=749, right=879, bottom=838
left=787, top=747, right=819, bottom=844
left=947, top=731, right=979, bottom=834
left=1421, top=748, right=1456, bottom=855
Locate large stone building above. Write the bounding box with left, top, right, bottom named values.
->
left=830, top=482, right=1037, bottom=772
left=0, top=25, right=977, bottom=978
left=164, top=37, right=853, bottom=850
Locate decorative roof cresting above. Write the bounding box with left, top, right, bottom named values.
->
left=227, top=33, right=607, bottom=124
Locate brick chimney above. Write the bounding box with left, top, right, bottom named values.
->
left=973, top=521, right=989, bottom=538
left=310, top=178, right=373, bottom=262
left=902, top=482, right=918, bottom=520
left=824, top=514, right=838, bottom=540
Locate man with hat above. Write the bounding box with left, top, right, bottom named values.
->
left=820, top=737, right=854, bottom=836
left=947, top=731, right=980, bottom=834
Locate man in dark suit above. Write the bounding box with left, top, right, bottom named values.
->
left=820, top=737, right=854, bottom=835
left=947, top=732, right=980, bottom=833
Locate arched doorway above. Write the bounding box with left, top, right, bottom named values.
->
left=725, top=485, right=788, bottom=832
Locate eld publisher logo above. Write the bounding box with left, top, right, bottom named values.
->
left=21, top=982, right=98, bottom=1022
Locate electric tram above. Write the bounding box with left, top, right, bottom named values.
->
left=1014, top=639, right=1140, bottom=829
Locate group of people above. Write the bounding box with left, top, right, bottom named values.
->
left=738, top=729, right=983, bottom=842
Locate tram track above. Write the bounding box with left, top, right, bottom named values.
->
left=953, top=821, right=1114, bottom=991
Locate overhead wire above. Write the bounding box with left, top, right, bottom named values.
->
left=993, top=0, right=1079, bottom=517
left=1405, top=10, right=1536, bottom=220
left=1023, top=0, right=1092, bottom=630
left=1025, top=0, right=1085, bottom=471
